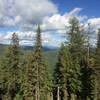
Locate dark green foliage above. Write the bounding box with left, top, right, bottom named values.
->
left=23, top=25, right=53, bottom=100
left=95, top=29, right=100, bottom=99
left=53, top=17, right=98, bottom=100
left=54, top=43, right=71, bottom=100
left=81, top=29, right=97, bottom=100
left=68, top=17, right=83, bottom=99
left=0, top=33, right=21, bottom=100
left=95, top=29, right=100, bottom=66
left=69, top=17, right=97, bottom=100
left=69, top=17, right=85, bottom=62
left=67, top=60, right=81, bottom=98
left=81, top=66, right=97, bottom=100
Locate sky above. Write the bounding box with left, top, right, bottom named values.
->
left=0, top=0, right=100, bottom=47
left=53, top=0, right=100, bottom=17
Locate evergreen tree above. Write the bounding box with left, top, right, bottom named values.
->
left=43, top=61, right=53, bottom=100
left=81, top=26, right=97, bottom=100
left=67, top=60, right=81, bottom=100
left=1, top=33, right=20, bottom=100
left=95, top=29, right=100, bottom=99
left=23, top=53, right=36, bottom=100
left=54, top=43, right=73, bottom=100
left=24, top=25, right=51, bottom=100
left=95, top=29, right=100, bottom=66
left=68, top=17, right=83, bottom=99
left=68, top=17, right=85, bottom=62
left=0, top=56, right=7, bottom=99
left=81, top=65, right=97, bottom=100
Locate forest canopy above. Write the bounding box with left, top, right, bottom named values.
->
left=0, top=17, right=100, bottom=100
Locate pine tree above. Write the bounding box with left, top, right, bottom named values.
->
left=67, top=60, right=82, bottom=100
left=43, top=61, right=53, bottom=100
left=1, top=33, right=20, bottom=100
left=69, top=17, right=85, bottom=62
left=96, top=29, right=100, bottom=66
left=81, top=27, right=97, bottom=100
left=81, top=65, right=97, bottom=100
left=0, top=56, right=7, bottom=99
left=54, top=43, right=72, bottom=100
left=24, top=25, right=50, bottom=100
left=68, top=17, right=83, bottom=99
left=95, top=29, right=100, bottom=99
left=23, top=53, right=36, bottom=100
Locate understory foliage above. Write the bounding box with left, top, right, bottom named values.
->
left=0, top=17, right=99, bottom=100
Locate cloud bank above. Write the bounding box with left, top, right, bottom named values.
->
left=0, top=0, right=100, bottom=47
left=0, top=0, right=58, bottom=27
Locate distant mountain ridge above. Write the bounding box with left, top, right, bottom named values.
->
left=0, top=44, right=59, bottom=51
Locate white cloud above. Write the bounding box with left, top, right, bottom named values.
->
left=41, top=8, right=86, bottom=35
left=0, top=0, right=58, bottom=28
left=88, top=18, right=100, bottom=25
left=41, top=8, right=87, bottom=30
left=0, top=31, right=65, bottom=47
left=68, top=8, right=82, bottom=16
left=0, top=5, right=100, bottom=47
left=87, top=18, right=100, bottom=30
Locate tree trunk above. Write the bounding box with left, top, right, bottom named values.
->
left=35, top=86, right=40, bottom=100
left=47, top=92, right=51, bottom=100
left=57, top=87, right=60, bottom=100
left=37, top=85, right=40, bottom=100
left=63, top=88, right=68, bottom=100
left=70, top=94, right=76, bottom=100
left=35, top=89, right=37, bottom=100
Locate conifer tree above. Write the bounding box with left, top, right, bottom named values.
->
left=33, top=25, right=45, bottom=100
left=81, top=26, right=97, bottom=100
left=24, top=25, right=51, bottom=100
left=68, top=17, right=83, bottom=99
left=1, top=33, right=20, bottom=100
left=54, top=43, right=73, bottom=100
left=95, top=29, right=100, bottom=99
left=96, top=29, right=100, bottom=66
left=0, top=56, right=7, bottom=99
left=68, top=17, right=85, bottom=62
left=23, top=53, right=36, bottom=100
left=43, top=61, right=53, bottom=100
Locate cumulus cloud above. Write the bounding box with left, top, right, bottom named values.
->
left=41, top=7, right=88, bottom=37
left=68, top=8, right=82, bottom=16
left=0, top=2, right=100, bottom=47
left=0, top=0, right=58, bottom=28
left=41, top=8, right=83, bottom=30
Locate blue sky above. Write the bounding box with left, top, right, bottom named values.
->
left=53, top=0, right=100, bottom=17
left=0, top=0, right=100, bottom=47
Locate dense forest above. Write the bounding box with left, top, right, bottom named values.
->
left=0, top=17, right=100, bottom=100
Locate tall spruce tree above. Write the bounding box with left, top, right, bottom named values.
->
left=33, top=25, right=44, bottom=100
left=54, top=17, right=83, bottom=100
left=81, top=26, right=97, bottom=100
left=68, top=17, right=85, bottom=62
left=23, top=52, right=36, bottom=100
left=1, top=33, right=20, bottom=100
left=0, top=54, right=7, bottom=100
left=54, top=43, right=72, bottom=100
left=68, top=17, right=84, bottom=99
left=96, top=29, right=100, bottom=66
left=95, top=29, right=100, bottom=99
left=24, top=25, right=51, bottom=100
